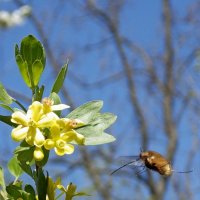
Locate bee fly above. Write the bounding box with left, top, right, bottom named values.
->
left=111, top=150, right=192, bottom=176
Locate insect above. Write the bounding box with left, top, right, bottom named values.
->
left=111, top=150, right=192, bottom=176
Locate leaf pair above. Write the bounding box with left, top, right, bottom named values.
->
left=15, top=35, right=46, bottom=89
left=67, top=101, right=117, bottom=145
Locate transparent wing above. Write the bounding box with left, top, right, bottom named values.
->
left=111, top=156, right=145, bottom=175
left=117, top=156, right=144, bottom=167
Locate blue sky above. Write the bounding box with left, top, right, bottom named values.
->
left=0, top=0, right=199, bottom=199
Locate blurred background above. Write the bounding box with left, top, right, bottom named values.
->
left=1, top=0, right=200, bottom=199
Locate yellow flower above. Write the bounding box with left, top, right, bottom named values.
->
left=56, top=118, right=85, bottom=131
left=55, top=139, right=74, bottom=156
left=11, top=100, right=85, bottom=160
left=44, top=138, right=74, bottom=156
left=34, top=147, right=44, bottom=161
left=11, top=101, right=59, bottom=147
left=44, top=124, right=75, bottom=156
left=61, top=130, right=85, bottom=145
left=42, top=98, right=70, bottom=114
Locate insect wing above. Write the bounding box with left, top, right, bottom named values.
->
left=111, top=156, right=145, bottom=175
left=118, top=156, right=144, bottom=167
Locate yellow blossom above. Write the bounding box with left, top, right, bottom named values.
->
left=42, top=98, right=70, bottom=114
left=11, top=101, right=59, bottom=146
left=34, top=147, right=44, bottom=161
left=11, top=100, right=85, bottom=160
left=43, top=121, right=85, bottom=156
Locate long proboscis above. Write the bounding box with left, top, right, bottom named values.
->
left=110, top=161, right=138, bottom=175
left=172, top=170, right=193, bottom=174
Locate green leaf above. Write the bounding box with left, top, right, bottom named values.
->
left=0, top=83, right=13, bottom=105
left=0, top=192, right=6, bottom=200
left=67, top=101, right=103, bottom=123
left=8, top=156, right=23, bottom=179
left=0, top=115, right=16, bottom=127
left=73, top=113, right=116, bottom=141
left=6, top=184, right=34, bottom=200
left=0, top=104, right=14, bottom=112
left=75, top=125, right=102, bottom=138
left=24, top=185, right=36, bottom=200
left=84, top=133, right=116, bottom=145
left=49, top=92, right=61, bottom=105
left=67, top=101, right=117, bottom=145
left=32, top=60, right=44, bottom=86
left=0, top=168, right=7, bottom=199
left=74, top=192, right=91, bottom=197
left=15, top=35, right=46, bottom=88
left=33, top=85, right=44, bottom=102
left=20, top=35, right=45, bottom=68
left=51, top=63, right=68, bottom=94
left=49, top=92, right=61, bottom=116
left=15, top=141, right=34, bottom=177
left=35, top=168, right=48, bottom=200
left=89, top=113, right=117, bottom=131
left=0, top=167, right=5, bottom=190
left=6, top=185, right=21, bottom=199
left=47, top=178, right=55, bottom=200
left=15, top=53, right=31, bottom=87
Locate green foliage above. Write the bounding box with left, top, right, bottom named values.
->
left=0, top=104, right=14, bottom=112
left=0, top=115, right=15, bottom=126
left=15, top=141, right=34, bottom=178
left=34, top=168, right=48, bottom=200
left=0, top=167, right=6, bottom=190
left=47, top=177, right=59, bottom=200
left=6, top=183, right=36, bottom=200
left=57, top=182, right=90, bottom=200
left=67, top=101, right=117, bottom=145
left=8, top=156, right=23, bottom=180
left=0, top=35, right=117, bottom=200
left=15, top=35, right=46, bottom=89
left=33, top=85, right=44, bottom=102
left=0, top=83, right=13, bottom=105
left=24, top=185, right=36, bottom=199
left=0, top=167, right=7, bottom=199
left=67, top=101, right=103, bottom=122
left=51, top=63, right=68, bottom=94
left=49, top=92, right=62, bottom=116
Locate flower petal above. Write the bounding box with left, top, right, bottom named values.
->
left=37, top=112, right=59, bottom=128
left=11, top=111, right=28, bottom=126
left=51, top=104, right=70, bottom=111
left=44, top=139, right=55, bottom=150
left=28, top=101, right=43, bottom=122
left=50, top=124, right=60, bottom=139
left=34, top=128, right=45, bottom=147
left=64, top=144, right=74, bottom=154
left=61, top=131, right=76, bottom=142
left=26, top=126, right=36, bottom=146
left=11, top=125, right=28, bottom=141
left=55, top=139, right=66, bottom=149
left=75, top=132, right=85, bottom=145
left=54, top=147, right=66, bottom=156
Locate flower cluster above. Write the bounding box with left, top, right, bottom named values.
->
left=11, top=99, right=85, bottom=161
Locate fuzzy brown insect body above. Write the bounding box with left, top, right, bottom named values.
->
left=111, top=150, right=192, bottom=176
left=139, top=151, right=172, bottom=176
